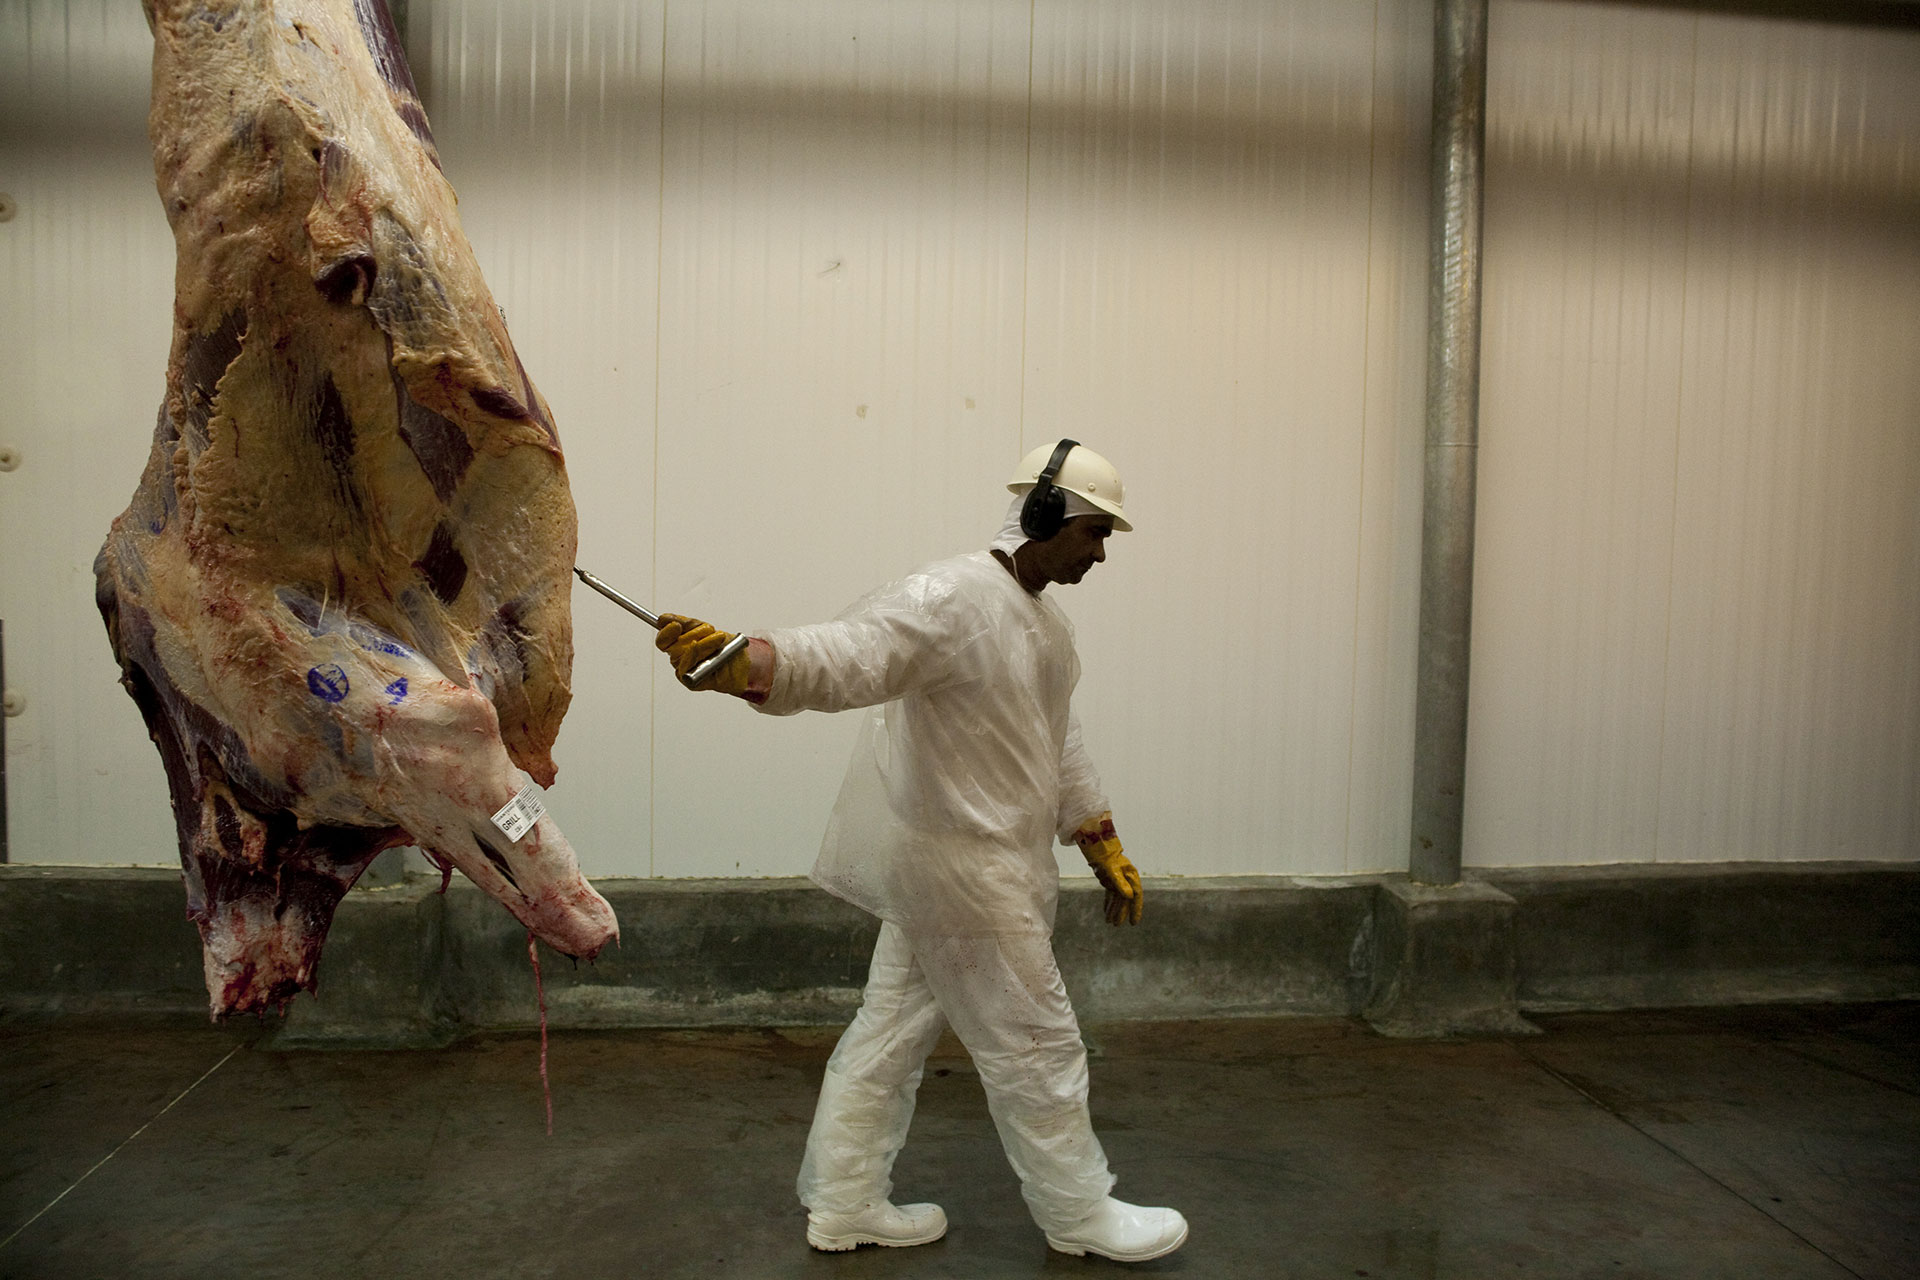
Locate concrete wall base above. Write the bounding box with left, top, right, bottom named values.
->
left=1363, top=879, right=1538, bottom=1038
left=2, top=861, right=1914, bottom=1046
left=266, top=880, right=452, bottom=1049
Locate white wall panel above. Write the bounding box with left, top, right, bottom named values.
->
left=33, top=0, right=1911, bottom=882
left=1468, top=1, right=1920, bottom=867
left=0, top=0, right=1472, bottom=880
left=1656, top=16, right=1920, bottom=864
left=647, top=0, right=1039, bottom=877
left=0, top=1, right=177, bottom=866
left=1020, top=0, right=1429, bottom=875
left=409, top=0, right=671, bottom=877
left=1350, top=3, right=1432, bottom=878
left=1470, top=2, right=1698, bottom=866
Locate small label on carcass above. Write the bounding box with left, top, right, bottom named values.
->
left=490, top=780, right=547, bottom=843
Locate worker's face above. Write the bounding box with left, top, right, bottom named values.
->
left=1032, top=515, right=1115, bottom=586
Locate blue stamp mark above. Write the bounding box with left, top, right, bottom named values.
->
left=306, top=664, right=350, bottom=703
left=348, top=621, right=413, bottom=658
left=385, top=678, right=409, bottom=705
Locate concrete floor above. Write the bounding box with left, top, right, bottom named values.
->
left=1, top=1004, right=1915, bottom=1280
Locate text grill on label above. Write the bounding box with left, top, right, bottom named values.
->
left=490, top=781, right=547, bottom=843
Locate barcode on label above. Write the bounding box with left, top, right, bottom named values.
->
left=490, top=780, right=547, bottom=843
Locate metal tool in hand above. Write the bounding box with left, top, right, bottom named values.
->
left=573, top=567, right=751, bottom=689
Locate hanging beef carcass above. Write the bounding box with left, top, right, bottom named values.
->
left=95, top=0, right=618, bottom=1017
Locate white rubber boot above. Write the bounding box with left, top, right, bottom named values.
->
left=805, top=1201, right=949, bottom=1252
left=1044, top=1197, right=1189, bottom=1262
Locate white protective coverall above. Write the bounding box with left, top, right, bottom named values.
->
left=755, top=549, right=1118, bottom=1232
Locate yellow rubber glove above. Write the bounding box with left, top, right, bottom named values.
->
left=1072, top=811, right=1143, bottom=926
left=654, top=613, right=751, bottom=695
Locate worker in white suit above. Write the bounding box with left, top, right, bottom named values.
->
left=655, top=440, right=1188, bottom=1264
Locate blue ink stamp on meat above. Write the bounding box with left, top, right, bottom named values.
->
left=306, top=664, right=350, bottom=703
left=385, top=677, right=409, bottom=705
left=349, top=620, right=413, bottom=658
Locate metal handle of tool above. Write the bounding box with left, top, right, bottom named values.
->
left=573, top=567, right=750, bottom=689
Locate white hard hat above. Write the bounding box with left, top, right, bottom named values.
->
left=1006, top=440, right=1132, bottom=533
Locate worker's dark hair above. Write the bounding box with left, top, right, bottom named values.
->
left=1019, top=438, right=1080, bottom=541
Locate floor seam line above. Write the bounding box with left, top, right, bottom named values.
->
left=1514, top=1045, right=1869, bottom=1280
left=0, top=1041, right=249, bottom=1253
left=1762, top=1038, right=1920, bottom=1100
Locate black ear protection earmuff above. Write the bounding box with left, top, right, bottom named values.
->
left=1019, top=438, right=1080, bottom=541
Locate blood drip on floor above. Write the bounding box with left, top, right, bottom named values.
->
left=528, top=929, right=552, bottom=1136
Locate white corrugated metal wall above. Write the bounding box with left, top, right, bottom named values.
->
left=414, top=0, right=1432, bottom=879
left=1468, top=1, right=1920, bottom=866
left=0, top=0, right=1913, bottom=878
left=0, top=1, right=179, bottom=870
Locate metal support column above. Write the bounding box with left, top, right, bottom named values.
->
left=1410, top=0, right=1489, bottom=887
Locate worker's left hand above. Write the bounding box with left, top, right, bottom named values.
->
left=655, top=613, right=751, bottom=695
left=1072, top=812, right=1143, bottom=926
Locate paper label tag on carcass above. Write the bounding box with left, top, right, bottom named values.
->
left=490, top=780, right=547, bottom=843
